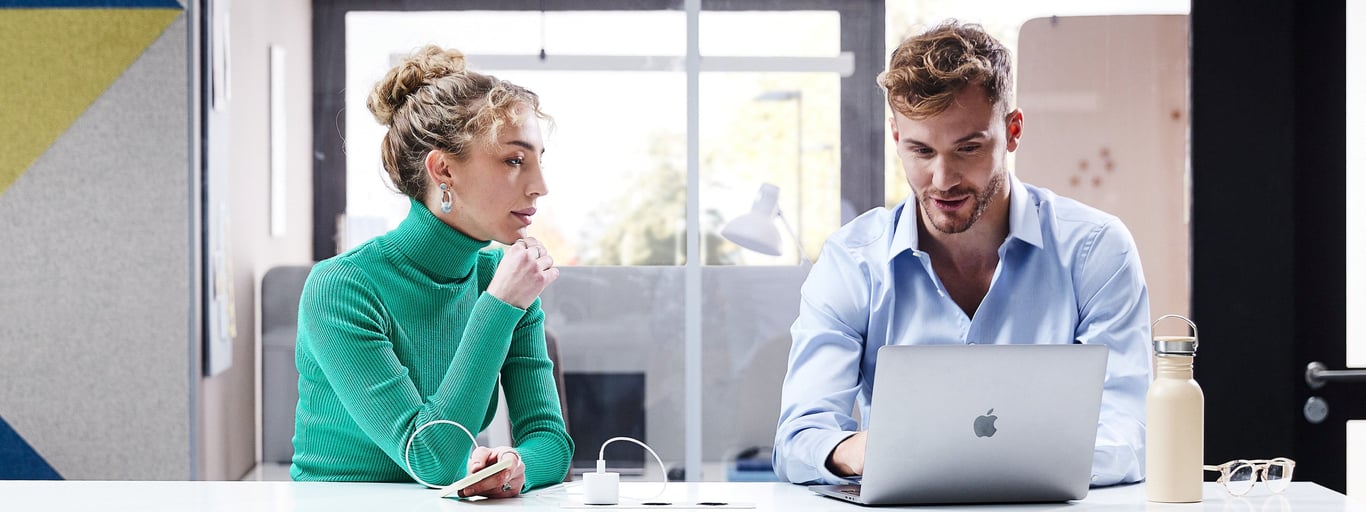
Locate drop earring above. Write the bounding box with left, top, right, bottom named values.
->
left=439, top=183, right=453, bottom=214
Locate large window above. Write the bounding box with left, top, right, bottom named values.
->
left=344, top=11, right=843, bottom=267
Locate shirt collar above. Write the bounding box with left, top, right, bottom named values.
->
left=887, top=173, right=1044, bottom=262
left=385, top=198, right=489, bottom=281
left=1006, top=173, right=1044, bottom=249
left=889, top=198, right=920, bottom=259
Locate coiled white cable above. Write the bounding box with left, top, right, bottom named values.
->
left=403, top=419, right=478, bottom=489
left=598, top=436, right=670, bottom=501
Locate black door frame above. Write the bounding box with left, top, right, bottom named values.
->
left=1192, top=0, right=1354, bottom=493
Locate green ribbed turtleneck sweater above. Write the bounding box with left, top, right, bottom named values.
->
left=291, top=199, right=572, bottom=490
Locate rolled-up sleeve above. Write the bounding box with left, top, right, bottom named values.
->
left=773, top=240, right=870, bottom=485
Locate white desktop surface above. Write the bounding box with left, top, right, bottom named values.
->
left=0, top=481, right=1358, bottom=512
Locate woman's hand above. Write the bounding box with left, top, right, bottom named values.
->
left=457, top=446, right=526, bottom=499
left=487, top=237, right=558, bottom=309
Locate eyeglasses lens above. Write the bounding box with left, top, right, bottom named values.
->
left=1226, top=463, right=1256, bottom=496
left=1265, top=461, right=1292, bottom=493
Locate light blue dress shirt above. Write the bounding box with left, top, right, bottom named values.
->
left=773, top=174, right=1151, bottom=487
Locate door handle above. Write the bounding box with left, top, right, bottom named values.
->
left=1304, top=361, right=1366, bottom=389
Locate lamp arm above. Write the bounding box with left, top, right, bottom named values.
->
left=774, top=209, right=812, bottom=265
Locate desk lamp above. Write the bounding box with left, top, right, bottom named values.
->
left=721, top=183, right=811, bottom=264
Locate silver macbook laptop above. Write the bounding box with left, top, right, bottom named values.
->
left=811, top=343, right=1108, bottom=506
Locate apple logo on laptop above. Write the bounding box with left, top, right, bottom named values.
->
left=974, top=409, right=998, bottom=438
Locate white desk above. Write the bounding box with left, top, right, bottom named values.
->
left=0, top=481, right=1359, bottom=512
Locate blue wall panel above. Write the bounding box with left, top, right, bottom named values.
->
left=0, top=416, right=62, bottom=480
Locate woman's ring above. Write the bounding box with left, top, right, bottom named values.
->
left=502, top=483, right=513, bottom=493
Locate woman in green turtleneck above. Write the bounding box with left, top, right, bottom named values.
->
left=290, top=45, right=571, bottom=499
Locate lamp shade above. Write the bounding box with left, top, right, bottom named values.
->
left=721, top=183, right=784, bottom=256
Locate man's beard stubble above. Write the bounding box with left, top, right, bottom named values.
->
left=918, top=169, right=1007, bottom=235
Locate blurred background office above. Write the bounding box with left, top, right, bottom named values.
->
left=0, top=0, right=1361, bottom=497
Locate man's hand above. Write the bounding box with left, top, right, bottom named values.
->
left=825, top=432, right=867, bottom=477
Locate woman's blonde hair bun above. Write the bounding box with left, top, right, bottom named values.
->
left=367, top=46, right=468, bottom=127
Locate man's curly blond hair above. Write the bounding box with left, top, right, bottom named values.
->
left=878, top=20, right=1013, bottom=120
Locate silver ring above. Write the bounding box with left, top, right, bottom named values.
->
left=532, top=246, right=542, bottom=259
left=501, top=482, right=512, bottom=492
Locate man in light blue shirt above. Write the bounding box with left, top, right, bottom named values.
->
left=773, top=20, right=1151, bottom=487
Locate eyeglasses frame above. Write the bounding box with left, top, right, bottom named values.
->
left=1202, top=457, right=1297, bottom=496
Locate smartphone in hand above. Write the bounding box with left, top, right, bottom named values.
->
left=437, top=457, right=515, bottom=499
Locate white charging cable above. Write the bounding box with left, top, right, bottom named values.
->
left=583, top=436, right=670, bottom=505
left=403, top=419, right=478, bottom=489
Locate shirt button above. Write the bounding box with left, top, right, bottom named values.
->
left=967, top=341, right=976, bottom=345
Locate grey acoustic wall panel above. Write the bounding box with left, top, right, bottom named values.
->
left=0, top=15, right=191, bottom=479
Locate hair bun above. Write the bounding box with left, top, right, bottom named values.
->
left=367, top=45, right=468, bottom=126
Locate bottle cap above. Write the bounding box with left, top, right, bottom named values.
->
left=1153, top=335, right=1197, bottom=356
left=1152, top=314, right=1198, bottom=356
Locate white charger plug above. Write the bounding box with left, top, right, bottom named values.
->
left=582, top=459, right=620, bottom=505
left=584, top=437, right=668, bottom=506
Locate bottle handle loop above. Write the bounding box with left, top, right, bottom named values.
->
left=1152, top=314, right=1197, bottom=339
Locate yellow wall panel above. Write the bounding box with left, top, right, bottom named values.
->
left=0, top=9, right=179, bottom=198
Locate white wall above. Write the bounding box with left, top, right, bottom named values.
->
left=197, top=0, right=313, bottom=481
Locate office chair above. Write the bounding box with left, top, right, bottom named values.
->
left=260, top=265, right=312, bottom=465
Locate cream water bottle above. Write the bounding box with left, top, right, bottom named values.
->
left=1145, top=314, right=1204, bottom=503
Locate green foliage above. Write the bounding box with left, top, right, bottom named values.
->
left=580, top=131, right=738, bottom=266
